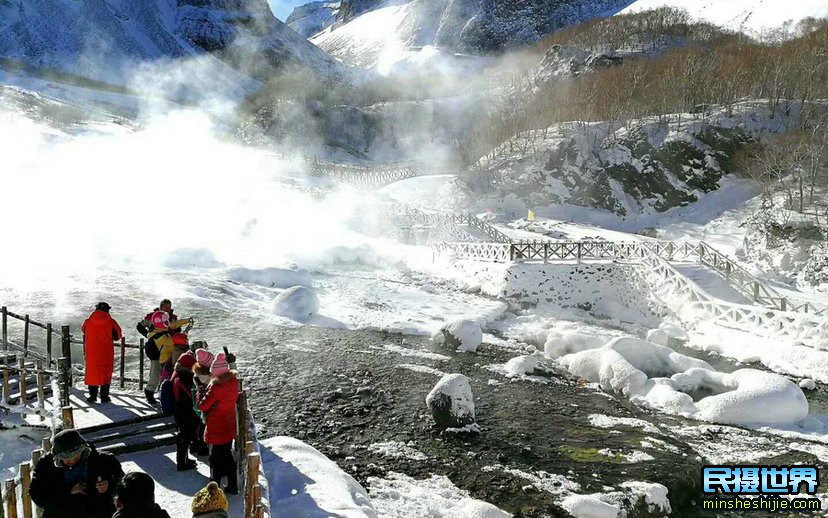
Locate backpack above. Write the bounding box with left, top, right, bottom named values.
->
left=143, top=338, right=161, bottom=361
left=159, top=379, right=175, bottom=416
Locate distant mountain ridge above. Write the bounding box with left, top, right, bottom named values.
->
left=0, top=0, right=341, bottom=98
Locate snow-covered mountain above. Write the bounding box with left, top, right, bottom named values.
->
left=309, top=0, right=635, bottom=68
left=621, top=0, right=828, bottom=34
left=0, top=0, right=341, bottom=98
left=286, top=1, right=341, bottom=38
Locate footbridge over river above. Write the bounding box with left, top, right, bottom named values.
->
left=306, top=159, right=455, bottom=190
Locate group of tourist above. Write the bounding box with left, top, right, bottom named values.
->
left=32, top=299, right=242, bottom=516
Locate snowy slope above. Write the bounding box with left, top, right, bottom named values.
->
left=311, top=0, right=635, bottom=67
left=0, top=0, right=340, bottom=98
left=286, top=1, right=342, bottom=38
left=621, top=0, right=828, bottom=33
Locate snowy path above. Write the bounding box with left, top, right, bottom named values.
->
left=120, top=446, right=244, bottom=518
left=672, top=263, right=752, bottom=305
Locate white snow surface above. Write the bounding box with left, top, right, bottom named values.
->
left=367, top=472, right=511, bottom=518
left=560, top=494, right=621, bottom=518
left=228, top=265, right=313, bottom=288
left=260, top=436, right=376, bottom=517
left=621, top=0, right=828, bottom=34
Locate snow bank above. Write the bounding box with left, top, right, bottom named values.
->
left=273, top=286, right=320, bottom=321
left=561, top=481, right=671, bottom=518
left=426, top=374, right=476, bottom=429
left=544, top=330, right=606, bottom=358
left=163, top=248, right=224, bottom=269
left=560, top=337, right=809, bottom=426
left=367, top=472, right=510, bottom=518
left=260, top=436, right=376, bottom=518
left=436, top=319, right=483, bottom=352
left=229, top=265, right=313, bottom=289
left=503, top=355, right=540, bottom=377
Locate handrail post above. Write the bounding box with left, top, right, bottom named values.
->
left=18, top=358, right=27, bottom=406
left=23, top=315, right=29, bottom=358
left=61, top=406, right=75, bottom=430
left=2, top=366, right=9, bottom=405
left=139, top=339, right=145, bottom=391
left=60, top=326, right=71, bottom=386
left=45, top=324, right=52, bottom=367
left=1, top=306, right=7, bottom=351
left=119, top=338, right=126, bottom=389
left=20, top=462, right=32, bottom=518
left=5, top=479, right=18, bottom=518
left=35, top=360, right=45, bottom=408
left=57, top=357, right=70, bottom=408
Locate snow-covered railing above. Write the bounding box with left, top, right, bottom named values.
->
left=308, top=159, right=429, bottom=190
left=626, top=245, right=828, bottom=349
left=394, top=205, right=512, bottom=244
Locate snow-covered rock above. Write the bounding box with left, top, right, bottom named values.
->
left=560, top=494, right=621, bottom=518
left=503, top=355, right=540, bottom=377
left=229, top=265, right=313, bottom=289
left=801, top=379, right=817, bottom=390
left=286, top=1, right=341, bottom=38
left=426, top=374, right=476, bottom=429
left=260, top=436, right=377, bottom=517
left=544, top=331, right=606, bottom=359
left=273, top=286, right=320, bottom=321
left=559, top=336, right=810, bottom=426
left=437, top=319, right=483, bottom=353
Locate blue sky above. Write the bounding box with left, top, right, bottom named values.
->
left=268, top=0, right=308, bottom=20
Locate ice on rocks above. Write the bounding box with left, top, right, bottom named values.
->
left=800, top=379, right=817, bottom=390
left=272, top=286, right=320, bottom=321
left=561, top=337, right=809, bottom=426
left=426, top=374, right=476, bottom=429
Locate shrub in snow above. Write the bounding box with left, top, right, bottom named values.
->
left=436, top=319, right=483, bottom=353
left=559, top=337, right=809, bottom=426
left=272, top=286, right=320, bottom=322
left=229, top=265, right=312, bottom=289
left=800, top=379, right=817, bottom=390
left=426, top=374, right=476, bottom=429
left=503, top=355, right=539, bottom=377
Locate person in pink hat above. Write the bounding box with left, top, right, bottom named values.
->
left=196, top=352, right=240, bottom=494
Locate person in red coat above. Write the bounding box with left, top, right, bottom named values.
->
left=81, top=302, right=123, bottom=404
left=196, top=352, right=239, bottom=494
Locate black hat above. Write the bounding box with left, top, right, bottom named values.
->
left=52, top=429, right=88, bottom=460
left=95, top=302, right=111, bottom=312
left=115, top=472, right=155, bottom=506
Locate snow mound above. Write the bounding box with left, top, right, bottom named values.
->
left=229, top=265, right=313, bottom=288
left=367, top=472, right=510, bottom=518
left=163, top=248, right=224, bottom=269
left=544, top=330, right=606, bottom=358
left=273, top=286, right=320, bottom=321
left=426, top=374, right=476, bottom=429
left=560, top=337, right=809, bottom=426
left=646, top=322, right=688, bottom=346
left=437, top=319, right=483, bottom=353
left=503, top=355, right=540, bottom=377
left=560, top=494, right=620, bottom=518
left=801, top=379, right=817, bottom=390
left=260, top=436, right=376, bottom=518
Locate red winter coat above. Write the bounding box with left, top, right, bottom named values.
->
left=81, top=310, right=123, bottom=386
left=196, top=372, right=239, bottom=445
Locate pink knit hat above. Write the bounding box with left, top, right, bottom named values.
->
left=210, top=352, right=229, bottom=377
left=195, top=348, right=214, bottom=368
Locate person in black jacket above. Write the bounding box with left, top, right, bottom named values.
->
left=172, top=351, right=200, bottom=471
left=29, top=429, right=124, bottom=518
left=113, top=472, right=171, bottom=518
